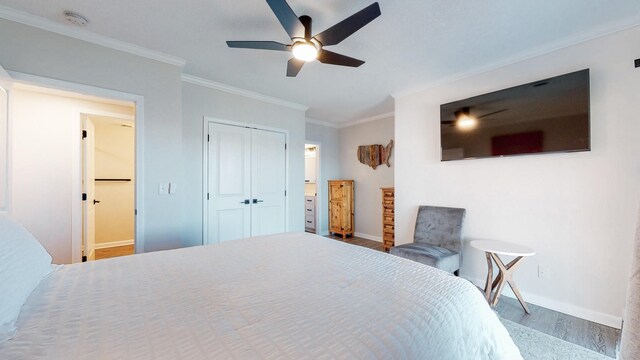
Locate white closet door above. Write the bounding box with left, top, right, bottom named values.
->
left=207, top=122, right=251, bottom=244
left=250, top=129, right=286, bottom=236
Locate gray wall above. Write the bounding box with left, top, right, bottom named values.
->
left=0, top=19, right=184, bottom=255
left=0, top=18, right=307, bottom=258
left=305, top=122, right=341, bottom=235
left=181, top=82, right=306, bottom=247
left=340, top=117, right=394, bottom=240
left=394, top=26, right=640, bottom=327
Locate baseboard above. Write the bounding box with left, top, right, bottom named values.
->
left=94, top=239, right=135, bottom=250
left=465, top=276, right=622, bottom=329
left=354, top=232, right=382, bottom=242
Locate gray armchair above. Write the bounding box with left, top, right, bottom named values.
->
left=389, top=206, right=466, bottom=274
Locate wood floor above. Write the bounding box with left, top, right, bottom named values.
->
left=325, top=234, right=620, bottom=358
left=94, top=245, right=134, bottom=260
left=325, top=233, right=384, bottom=251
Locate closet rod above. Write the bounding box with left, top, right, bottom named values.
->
left=95, top=179, right=131, bottom=182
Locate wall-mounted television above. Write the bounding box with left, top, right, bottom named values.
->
left=440, top=69, right=590, bottom=161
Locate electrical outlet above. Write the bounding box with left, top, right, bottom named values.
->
left=635, top=58, right=640, bottom=68
left=538, top=266, right=550, bottom=279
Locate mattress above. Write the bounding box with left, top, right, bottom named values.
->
left=1, top=232, right=522, bottom=359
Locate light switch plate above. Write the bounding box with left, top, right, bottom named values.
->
left=158, top=183, right=168, bottom=195
left=169, top=182, right=177, bottom=194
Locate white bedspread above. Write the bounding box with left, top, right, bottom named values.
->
left=1, top=233, right=522, bottom=359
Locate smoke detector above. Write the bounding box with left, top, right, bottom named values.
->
left=63, top=11, right=88, bottom=26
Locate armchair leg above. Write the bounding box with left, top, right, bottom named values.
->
left=454, top=270, right=459, bottom=277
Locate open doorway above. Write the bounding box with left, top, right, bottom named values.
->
left=7, top=80, right=138, bottom=264
left=82, top=113, right=136, bottom=261
left=304, top=143, right=321, bottom=234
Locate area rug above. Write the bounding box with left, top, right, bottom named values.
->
left=501, top=318, right=612, bottom=360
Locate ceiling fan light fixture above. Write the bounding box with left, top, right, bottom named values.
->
left=292, top=42, right=318, bottom=62
left=456, top=114, right=478, bottom=130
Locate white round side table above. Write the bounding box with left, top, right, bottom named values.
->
left=470, top=240, right=535, bottom=314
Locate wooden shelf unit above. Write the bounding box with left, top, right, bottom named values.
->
left=328, top=180, right=354, bottom=238
left=381, top=187, right=395, bottom=252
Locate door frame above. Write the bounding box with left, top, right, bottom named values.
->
left=6, top=71, right=145, bottom=263
left=202, top=116, right=290, bottom=245
left=0, top=66, right=11, bottom=215
left=304, top=141, right=322, bottom=235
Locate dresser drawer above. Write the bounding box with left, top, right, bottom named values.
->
left=305, top=215, right=315, bottom=229
left=305, top=202, right=315, bottom=213
left=305, top=196, right=316, bottom=205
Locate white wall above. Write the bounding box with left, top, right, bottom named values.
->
left=181, top=82, right=306, bottom=247
left=305, top=122, right=341, bottom=235
left=0, top=19, right=184, bottom=253
left=340, top=117, right=394, bottom=240
left=93, top=118, right=135, bottom=246
left=394, top=26, right=640, bottom=327
left=11, top=88, right=134, bottom=263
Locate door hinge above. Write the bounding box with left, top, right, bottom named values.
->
left=207, top=193, right=210, bottom=200
left=82, top=130, right=87, bottom=139
left=82, top=193, right=87, bottom=201
left=207, top=134, right=210, bottom=142
left=284, top=190, right=287, bottom=196
left=135, top=209, right=137, bottom=215
left=285, top=143, right=287, bottom=150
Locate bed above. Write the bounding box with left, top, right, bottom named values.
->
left=0, top=216, right=522, bottom=359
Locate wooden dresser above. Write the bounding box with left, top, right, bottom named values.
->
left=328, top=180, right=354, bottom=238
left=381, top=187, right=395, bottom=252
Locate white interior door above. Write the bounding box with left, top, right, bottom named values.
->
left=251, top=129, right=286, bottom=236
left=82, top=117, right=96, bottom=260
left=0, top=65, right=11, bottom=213
left=207, top=122, right=251, bottom=244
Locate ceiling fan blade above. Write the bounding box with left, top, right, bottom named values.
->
left=314, top=2, right=381, bottom=46
left=226, top=41, right=291, bottom=51
left=477, top=109, right=508, bottom=118
left=287, top=58, right=305, bottom=77
left=317, top=50, right=365, bottom=67
left=266, top=0, right=305, bottom=39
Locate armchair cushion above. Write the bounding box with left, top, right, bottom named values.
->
left=390, top=243, right=460, bottom=274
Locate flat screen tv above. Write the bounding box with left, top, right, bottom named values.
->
left=440, top=69, right=590, bottom=161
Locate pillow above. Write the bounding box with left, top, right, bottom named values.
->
left=0, top=214, right=53, bottom=343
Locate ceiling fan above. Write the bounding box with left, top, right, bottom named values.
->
left=226, top=0, right=382, bottom=77
left=442, top=107, right=508, bottom=129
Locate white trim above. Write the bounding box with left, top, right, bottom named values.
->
left=466, top=276, right=622, bottom=329
left=305, top=118, right=340, bottom=129
left=94, top=239, right=135, bottom=250
left=307, top=112, right=395, bottom=130
left=354, top=232, right=382, bottom=242
left=392, top=22, right=640, bottom=99
left=339, top=112, right=395, bottom=129
left=182, top=74, right=308, bottom=112
left=0, top=5, right=186, bottom=67
left=202, top=117, right=290, bottom=245
left=8, top=70, right=145, bottom=263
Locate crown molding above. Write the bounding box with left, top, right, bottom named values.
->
left=392, top=19, right=640, bottom=99
left=339, top=112, right=394, bottom=129
left=0, top=5, right=186, bottom=67
left=305, top=118, right=340, bottom=129
left=182, top=74, right=309, bottom=112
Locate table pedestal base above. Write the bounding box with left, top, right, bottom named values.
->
left=484, top=252, right=530, bottom=314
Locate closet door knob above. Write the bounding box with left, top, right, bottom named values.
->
left=93, top=200, right=101, bottom=204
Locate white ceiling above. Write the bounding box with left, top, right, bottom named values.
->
left=1, top=0, right=639, bottom=125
